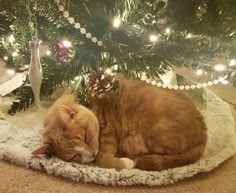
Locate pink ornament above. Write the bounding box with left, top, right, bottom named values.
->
left=54, top=42, right=65, bottom=52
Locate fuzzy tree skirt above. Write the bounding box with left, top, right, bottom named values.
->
left=0, top=89, right=236, bottom=186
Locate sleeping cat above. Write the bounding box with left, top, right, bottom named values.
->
left=33, top=75, right=207, bottom=171
left=32, top=93, right=99, bottom=164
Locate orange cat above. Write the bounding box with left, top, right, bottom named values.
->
left=33, top=75, right=207, bottom=171
left=33, top=93, right=99, bottom=164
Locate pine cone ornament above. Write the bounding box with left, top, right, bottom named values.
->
left=87, top=68, right=119, bottom=98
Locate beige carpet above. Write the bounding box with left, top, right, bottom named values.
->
left=0, top=85, right=236, bottom=193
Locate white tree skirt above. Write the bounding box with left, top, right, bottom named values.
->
left=0, top=89, right=236, bottom=186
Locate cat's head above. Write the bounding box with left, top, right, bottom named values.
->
left=32, top=104, right=99, bottom=164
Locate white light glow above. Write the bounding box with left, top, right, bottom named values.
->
left=105, top=68, right=112, bottom=74
left=229, top=59, right=236, bottom=66
left=8, top=35, right=15, bottom=43
left=62, top=40, right=72, bottom=48
left=46, top=50, right=51, bottom=56
left=186, top=33, right=192, bottom=38
left=74, top=76, right=79, bottom=80
left=113, top=18, right=122, bottom=28
left=7, top=69, right=15, bottom=75
left=223, top=80, right=229, bottom=84
left=214, top=64, right=225, bottom=71
left=113, top=64, right=118, bottom=71
left=141, top=75, right=147, bottom=81
left=12, top=51, right=18, bottom=57
left=3, top=56, right=8, bottom=61
left=24, top=65, right=29, bottom=68
left=196, top=69, right=203, bottom=75
left=218, top=77, right=225, bottom=82
left=149, top=34, right=158, bottom=42
left=165, top=28, right=171, bottom=34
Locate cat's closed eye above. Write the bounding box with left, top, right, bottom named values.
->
left=68, top=153, right=82, bottom=162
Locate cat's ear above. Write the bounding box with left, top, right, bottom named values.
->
left=32, top=144, right=52, bottom=155
left=58, top=105, right=77, bottom=125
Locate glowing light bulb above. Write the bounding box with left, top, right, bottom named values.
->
left=223, top=80, right=229, bottom=84
left=12, top=51, right=18, bottom=57
left=165, top=28, right=171, bottom=34
left=113, top=64, right=118, bottom=71
left=46, top=50, right=51, bottom=56
left=113, top=18, right=122, bottom=28
left=62, top=40, right=72, bottom=48
left=196, top=69, right=203, bottom=75
left=186, top=33, right=192, bottom=39
left=149, top=34, right=158, bottom=42
left=105, top=68, right=112, bottom=74
left=8, top=35, right=15, bottom=43
left=214, top=64, right=225, bottom=71
left=218, top=77, right=225, bottom=82
left=7, top=69, right=15, bottom=75
left=141, top=76, right=147, bottom=81
left=229, top=59, right=236, bottom=66
left=3, top=56, right=8, bottom=61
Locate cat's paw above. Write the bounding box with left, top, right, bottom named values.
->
left=119, top=158, right=135, bottom=169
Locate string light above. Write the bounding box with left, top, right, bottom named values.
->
left=3, top=56, right=8, bottom=61
left=229, top=59, right=236, bottom=66
left=196, top=69, right=203, bottom=75
left=62, top=40, right=72, bottom=48
left=74, top=76, right=80, bottom=80
left=223, top=80, right=229, bottom=84
left=113, top=65, right=118, bottom=71
left=218, top=77, right=225, bottom=82
left=149, top=34, right=158, bottom=42
left=8, top=35, right=15, bottom=43
left=105, top=68, right=112, bottom=75
left=214, top=64, right=225, bottom=71
left=46, top=50, right=51, bottom=55
left=113, top=18, right=122, bottom=28
left=165, top=28, right=171, bottom=34
left=12, top=51, right=18, bottom=57
left=186, top=33, right=192, bottom=39
left=7, top=69, right=15, bottom=75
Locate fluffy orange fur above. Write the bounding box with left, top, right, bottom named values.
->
left=33, top=75, right=207, bottom=171
left=33, top=93, right=99, bottom=164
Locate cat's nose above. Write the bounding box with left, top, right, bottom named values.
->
left=91, top=152, right=96, bottom=157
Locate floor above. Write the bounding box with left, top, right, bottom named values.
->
left=0, top=85, right=235, bottom=193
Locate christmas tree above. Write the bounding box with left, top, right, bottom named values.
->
left=0, top=0, right=235, bottom=114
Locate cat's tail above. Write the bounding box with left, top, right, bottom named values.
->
left=134, top=144, right=206, bottom=171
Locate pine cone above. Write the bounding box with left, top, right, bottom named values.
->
left=87, top=68, right=118, bottom=98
